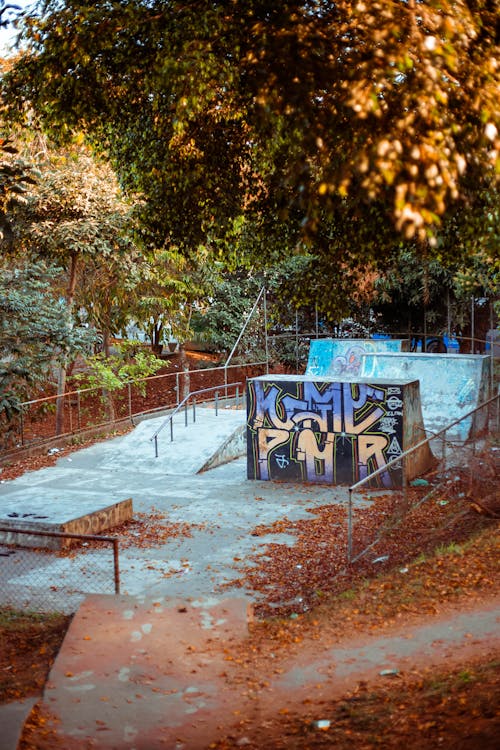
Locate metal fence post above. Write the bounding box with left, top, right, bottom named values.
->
left=184, top=401, right=188, bottom=426
left=402, top=453, right=407, bottom=509
left=77, top=391, right=81, bottom=431
left=113, top=538, right=120, bottom=594
left=215, top=391, right=219, bottom=416
left=347, top=487, right=353, bottom=564
left=193, top=398, right=196, bottom=423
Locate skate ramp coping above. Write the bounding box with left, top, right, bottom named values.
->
left=306, top=338, right=409, bottom=378
left=359, top=353, right=490, bottom=441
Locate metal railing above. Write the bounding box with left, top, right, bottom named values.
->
left=347, top=390, right=500, bottom=564
left=2, top=361, right=266, bottom=459
left=150, top=381, right=243, bottom=458
left=0, top=527, right=120, bottom=614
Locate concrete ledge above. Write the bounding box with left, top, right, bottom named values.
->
left=0, top=498, right=133, bottom=550
left=0, top=697, right=38, bottom=750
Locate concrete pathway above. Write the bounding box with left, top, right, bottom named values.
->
left=0, top=408, right=351, bottom=749
left=3, top=408, right=496, bottom=748
left=21, top=595, right=500, bottom=749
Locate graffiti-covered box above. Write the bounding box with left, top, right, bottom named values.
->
left=246, top=375, right=433, bottom=488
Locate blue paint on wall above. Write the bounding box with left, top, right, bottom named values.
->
left=307, top=339, right=409, bottom=378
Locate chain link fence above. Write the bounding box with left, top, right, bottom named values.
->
left=347, top=392, right=500, bottom=567
left=0, top=529, right=119, bottom=614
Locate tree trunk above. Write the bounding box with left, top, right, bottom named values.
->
left=179, top=343, right=190, bottom=401
left=101, top=330, right=115, bottom=422
left=151, top=322, right=163, bottom=356
left=55, top=253, right=78, bottom=435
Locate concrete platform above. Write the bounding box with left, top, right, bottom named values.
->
left=306, top=338, right=409, bottom=378
left=38, top=593, right=252, bottom=750
left=0, top=407, right=245, bottom=551
left=0, top=498, right=132, bottom=549
left=0, top=407, right=353, bottom=614
left=247, top=374, right=433, bottom=487
left=0, top=697, right=37, bottom=750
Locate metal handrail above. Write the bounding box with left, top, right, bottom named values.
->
left=150, top=381, right=243, bottom=458
left=347, top=390, right=500, bottom=564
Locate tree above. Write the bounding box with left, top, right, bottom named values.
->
left=128, top=247, right=208, bottom=355
left=3, top=0, right=498, bottom=270
left=371, top=248, right=456, bottom=338
left=0, top=260, right=92, bottom=445
left=8, top=138, right=142, bottom=432
left=190, top=265, right=265, bottom=358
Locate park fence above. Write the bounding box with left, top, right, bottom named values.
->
left=0, top=528, right=119, bottom=614
left=346, top=391, right=500, bottom=567
left=2, top=360, right=268, bottom=457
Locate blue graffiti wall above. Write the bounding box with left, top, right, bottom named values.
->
left=306, top=339, right=409, bottom=378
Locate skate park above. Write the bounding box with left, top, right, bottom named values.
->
left=0, top=337, right=497, bottom=749
left=0, top=337, right=494, bottom=604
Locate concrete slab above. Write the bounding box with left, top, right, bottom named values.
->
left=360, top=353, right=490, bottom=441
left=0, top=697, right=37, bottom=750
left=0, top=498, right=132, bottom=549
left=0, top=408, right=244, bottom=551
left=108, top=406, right=246, bottom=474
left=246, top=375, right=433, bottom=486
left=0, top=406, right=354, bottom=613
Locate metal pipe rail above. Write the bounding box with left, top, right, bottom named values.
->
left=347, top=389, right=499, bottom=565
left=149, top=381, right=243, bottom=458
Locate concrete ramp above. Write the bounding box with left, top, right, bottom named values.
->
left=60, top=407, right=247, bottom=475
left=37, top=593, right=252, bottom=750
left=306, top=338, right=409, bottom=378
left=360, top=353, right=490, bottom=441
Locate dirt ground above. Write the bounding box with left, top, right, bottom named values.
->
left=0, top=356, right=499, bottom=748
left=8, top=524, right=500, bottom=749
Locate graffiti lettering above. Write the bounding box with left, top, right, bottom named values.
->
left=248, top=379, right=403, bottom=487
left=275, top=454, right=290, bottom=470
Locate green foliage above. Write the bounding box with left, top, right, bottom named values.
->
left=0, top=134, right=37, bottom=250
left=0, top=260, right=93, bottom=438
left=372, top=248, right=455, bottom=333
left=191, top=269, right=261, bottom=353
left=1, top=0, right=498, bottom=328
left=128, top=247, right=210, bottom=350
left=3, top=0, right=499, bottom=268
left=75, top=341, right=164, bottom=397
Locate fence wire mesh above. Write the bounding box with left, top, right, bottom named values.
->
left=0, top=530, right=119, bottom=614
left=348, top=396, right=499, bottom=568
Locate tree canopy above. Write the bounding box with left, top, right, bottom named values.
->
left=3, top=0, right=498, bottom=267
